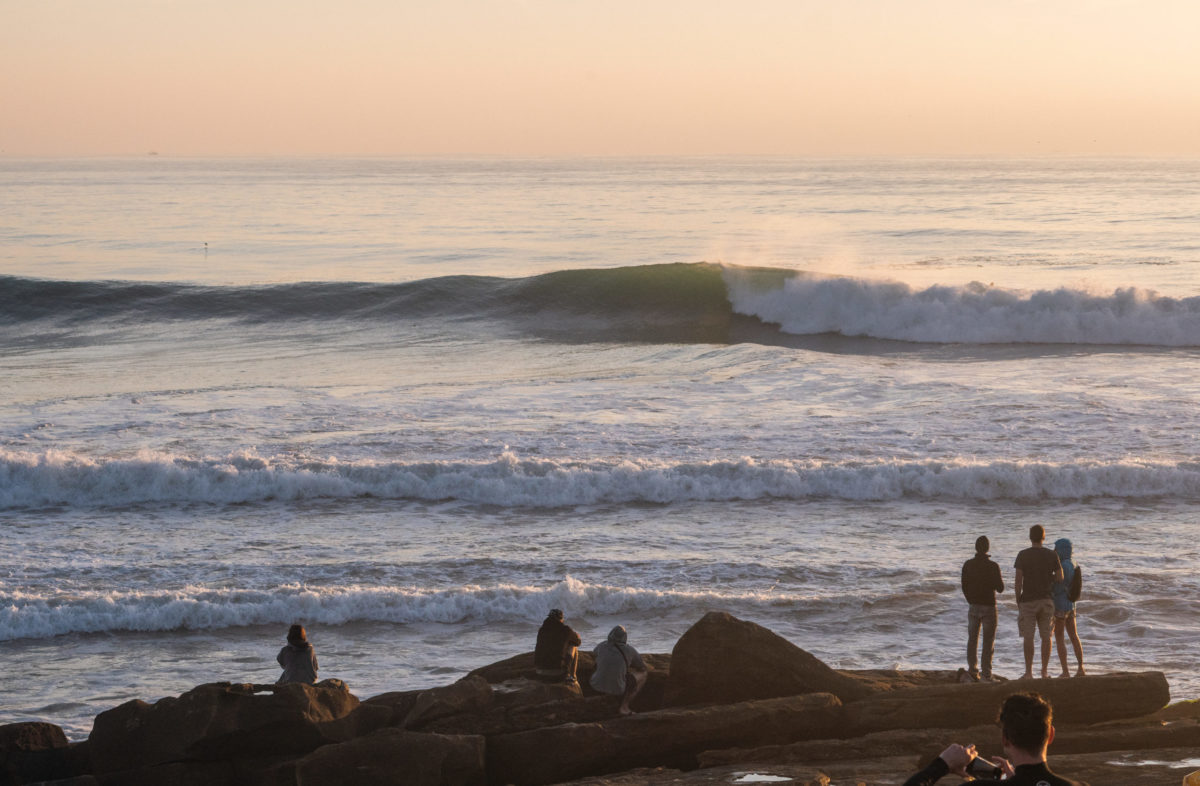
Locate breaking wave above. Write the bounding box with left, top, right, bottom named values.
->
left=5, top=264, right=1200, bottom=346
left=0, top=576, right=789, bottom=641
left=4, top=449, right=1200, bottom=510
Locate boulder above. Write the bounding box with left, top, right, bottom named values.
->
left=363, top=675, right=494, bottom=730
left=662, top=612, right=871, bottom=708
left=840, top=671, right=1171, bottom=736
left=490, top=677, right=582, bottom=710
left=0, top=723, right=68, bottom=753
left=0, top=722, right=92, bottom=786
left=487, top=692, right=843, bottom=786
left=294, top=728, right=485, bottom=786
left=88, top=680, right=360, bottom=775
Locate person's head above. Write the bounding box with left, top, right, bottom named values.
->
left=998, top=692, right=1054, bottom=758
left=1054, top=538, right=1073, bottom=561
left=547, top=608, right=564, bottom=622
left=287, top=624, right=308, bottom=647
left=1029, top=525, right=1045, bottom=545
left=607, top=625, right=628, bottom=645
left=975, top=535, right=990, bottom=555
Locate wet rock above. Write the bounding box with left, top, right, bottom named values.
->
left=88, top=680, right=360, bottom=775
left=294, top=728, right=485, bottom=786
left=488, top=692, right=843, bottom=786
left=841, top=671, right=1171, bottom=735
left=663, top=612, right=872, bottom=708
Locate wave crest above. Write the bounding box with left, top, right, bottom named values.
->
left=725, top=270, right=1200, bottom=346
left=3, top=449, right=1200, bottom=510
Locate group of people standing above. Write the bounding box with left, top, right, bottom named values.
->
left=534, top=608, right=648, bottom=715
left=962, top=525, right=1085, bottom=682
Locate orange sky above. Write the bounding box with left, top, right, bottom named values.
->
left=3, top=0, right=1198, bottom=156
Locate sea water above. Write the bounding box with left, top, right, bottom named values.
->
left=2, top=156, right=1200, bottom=739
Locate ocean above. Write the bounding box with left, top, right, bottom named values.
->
left=2, top=156, right=1199, bottom=740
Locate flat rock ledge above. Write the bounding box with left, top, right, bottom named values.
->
left=2, top=611, right=1196, bottom=786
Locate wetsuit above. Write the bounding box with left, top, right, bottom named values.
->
left=903, top=756, right=1087, bottom=786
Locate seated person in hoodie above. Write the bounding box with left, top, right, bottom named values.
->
left=590, top=625, right=647, bottom=715
left=534, top=608, right=581, bottom=684
left=277, top=624, right=319, bottom=684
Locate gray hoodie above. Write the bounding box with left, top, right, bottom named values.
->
left=589, top=625, right=646, bottom=696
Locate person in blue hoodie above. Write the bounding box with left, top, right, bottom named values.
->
left=1050, top=538, right=1085, bottom=678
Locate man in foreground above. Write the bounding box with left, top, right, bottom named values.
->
left=903, top=692, right=1087, bottom=786
left=1014, top=524, right=1063, bottom=679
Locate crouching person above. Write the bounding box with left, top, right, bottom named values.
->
left=534, top=608, right=581, bottom=685
left=590, top=625, right=648, bottom=715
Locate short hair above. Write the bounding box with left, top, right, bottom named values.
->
left=999, top=692, right=1052, bottom=753
left=1029, top=525, right=1045, bottom=543
left=975, top=535, right=990, bottom=554
left=548, top=609, right=564, bottom=621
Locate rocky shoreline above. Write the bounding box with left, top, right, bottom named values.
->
left=3, top=611, right=1198, bottom=785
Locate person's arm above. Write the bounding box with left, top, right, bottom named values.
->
left=961, top=562, right=971, bottom=601
left=567, top=627, right=581, bottom=647
left=1052, top=552, right=1064, bottom=584
left=1014, top=569, right=1023, bottom=602
left=902, top=745, right=972, bottom=786
left=992, top=562, right=1004, bottom=594
left=277, top=648, right=288, bottom=668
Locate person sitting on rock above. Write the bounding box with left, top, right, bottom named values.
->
left=902, top=692, right=1087, bottom=786
left=277, top=624, right=319, bottom=685
left=534, top=608, right=581, bottom=685
left=590, top=625, right=648, bottom=715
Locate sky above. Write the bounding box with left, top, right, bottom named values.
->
left=3, top=0, right=1199, bottom=156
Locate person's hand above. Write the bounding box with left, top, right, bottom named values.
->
left=937, top=743, right=975, bottom=776
left=990, top=756, right=1015, bottom=778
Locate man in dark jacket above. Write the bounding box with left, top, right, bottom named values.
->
left=534, top=608, right=581, bottom=685
left=962, top=535, right=1004, bottom=681
left=903, top=692, right=1086, bottom=785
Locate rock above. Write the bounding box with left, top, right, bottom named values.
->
left=363, top=675, right=494, bottom=730
left=294, top=728, right=485, bottom=786
left=88, top=680, right=360, bottom=775
left=0, top=723, right=68, bottom=753
left=840, top=671, right=1171, bottom=736
left=0, top=722, right=91, bottom=786
left=487, top=692, right=843, bottom=786
left=470, top=651, right=671, bottom=697
left=662, top=612, right=871, bottom=708
left=491, top=677, right=582, bottom=709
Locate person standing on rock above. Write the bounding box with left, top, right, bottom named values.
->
left=277, top=624, right=319, bottom=684
left=902, top=692, right=1087, bottom=785
left=1050, top=538, right=1086, bottom=678
left=962, top=535, right=1004, bottom=682
left=590, top=625, right=648, bottom=715
left=1014, top=525, right=1063, bottom=680
left=534, top=608, right=582, bottom=685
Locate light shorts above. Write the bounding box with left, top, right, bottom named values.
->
left=1018, top=598, right=1055, bottom=638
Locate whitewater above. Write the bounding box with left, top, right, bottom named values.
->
left=2, top=156, right=1200, bottom=739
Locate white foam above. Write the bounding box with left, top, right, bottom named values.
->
left=724, top=270, right=1200, bottom=345
left=3, top=449, right=1200, bottom=509
left=0, top=576, right=804, bottom=641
